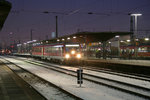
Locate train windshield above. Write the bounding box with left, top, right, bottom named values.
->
left=65, top=44, right=80, bottom=53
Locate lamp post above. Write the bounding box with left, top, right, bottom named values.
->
left=130, top=13, right=142, bottom=35
left=130, top=13, right=142, bottom=59
left=115, top=35, right=120, bottom=58
left=43, top=11, right=58, bottom=38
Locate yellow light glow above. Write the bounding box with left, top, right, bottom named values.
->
left=65, top=54, right=70, bottom=59
left=145, top=38, right=149, bottom=41
left=127, top=40, right=130, bottom=42
left=71, top=50, right=75, bottom=54
left=76, top=54, right=81, bottom=59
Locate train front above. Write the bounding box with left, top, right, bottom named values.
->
left=63, top=44, right=82, bottom=64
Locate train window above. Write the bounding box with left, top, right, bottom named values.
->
left=139, top=47, right=147, bottom=52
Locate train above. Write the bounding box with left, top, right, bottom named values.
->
left=31, top=42, right=82, bottom=64
left=120, top=44, right=150, bottom=59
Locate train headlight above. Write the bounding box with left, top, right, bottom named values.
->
left=65, top=54, right=70, bottom=59
left=76, top=54, right=81, bottom=59
left=71, top=50, right=75, bottom=55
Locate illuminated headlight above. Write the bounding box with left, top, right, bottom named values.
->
left=65, top=54, right=70, bottom=59
left=76, top=54, right=81, bottom=59
left=71, top=50, right=75, bottom=54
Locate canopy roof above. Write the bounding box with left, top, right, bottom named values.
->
left=43, top=31, right=133, bottom=44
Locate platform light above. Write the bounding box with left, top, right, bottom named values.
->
left=66, top=44, right=79, bottom=47
left=108, top=41, right=111, bottom=44
left=98, top=48, right=101, bottom=50
left=73, top=36, right=76, bottom=39
left=120, top=40, right=124, bottom=43
left=115, top=35, right=120, bottom=38
left=127, top=40, right=131, bottom=42
left=57, top=39, right=60, bottom=42
left=145, top=38, right=149, bottom=41
left=76, top=54, right=81, bottom=59
left=67, top=37, right=70, bottom=40
left=62, top=38, right=65, bottom=41
left=46, top=41, right=48, bottom=43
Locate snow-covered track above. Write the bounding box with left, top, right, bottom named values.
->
left=82, top=66, right=150, bottom=82
left=0, top=57, right=83, bottom=100
left=15, top=57, right=150, bottom=100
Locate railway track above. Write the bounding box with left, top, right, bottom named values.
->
left=82, top=66, right=150, bottom=81
left=7, top=56, right=150, bottom=100
left=0, top=57, right=83, bottom=100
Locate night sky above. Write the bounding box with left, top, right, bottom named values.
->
left=0, top=0, right=150, bottom=46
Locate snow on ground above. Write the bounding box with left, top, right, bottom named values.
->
left=28, top=57, right=150, bottom=89
left=3, top=62, right=76, bottom=100
left=60, top=66, right=150, bottom=89
left=2, top=56, right=148, bottom=100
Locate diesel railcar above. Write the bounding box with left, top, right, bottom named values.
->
left=32, top=43, right=82, bottom=63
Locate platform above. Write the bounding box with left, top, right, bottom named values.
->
left=0, top=61, right=45, bottom=100
left=86, top=57, right=150, bottom=67
left=84, top=58, right=150, bottom=75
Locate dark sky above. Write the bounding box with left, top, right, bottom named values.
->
left=0, top=0, right=150, bottom=46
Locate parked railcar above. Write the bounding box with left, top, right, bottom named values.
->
left=120, top=45, right=150, bottom=59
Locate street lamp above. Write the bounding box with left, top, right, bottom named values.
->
left=130, top=13, right=142, bottom=59
left=130, top=13, right=142, bottom=35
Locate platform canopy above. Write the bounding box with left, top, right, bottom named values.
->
left=0, top=0, right=11, bottom=30
left=43, top=31, right=133, bottom=44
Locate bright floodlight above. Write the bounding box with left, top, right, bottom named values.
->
left=145, top=38, right=149, bottom=41
left=127, top=40, right=131, bottom=42
left=73, top=36, right=76, bottom=39
left=131, top=13, right=142, bottom=16
left=120, top=40, right=124, bottom=43
left=67, top=37, right=70, bottom=40
left=65, top=54, right=70, bottom=59
left=76, top=54, right=81, bottom=59
left=115, top=35, right=120, bottom=38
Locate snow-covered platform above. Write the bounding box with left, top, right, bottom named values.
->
left=84, top=58, right=150, bottom=76
left=85, top=58, right=150, bottom=67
